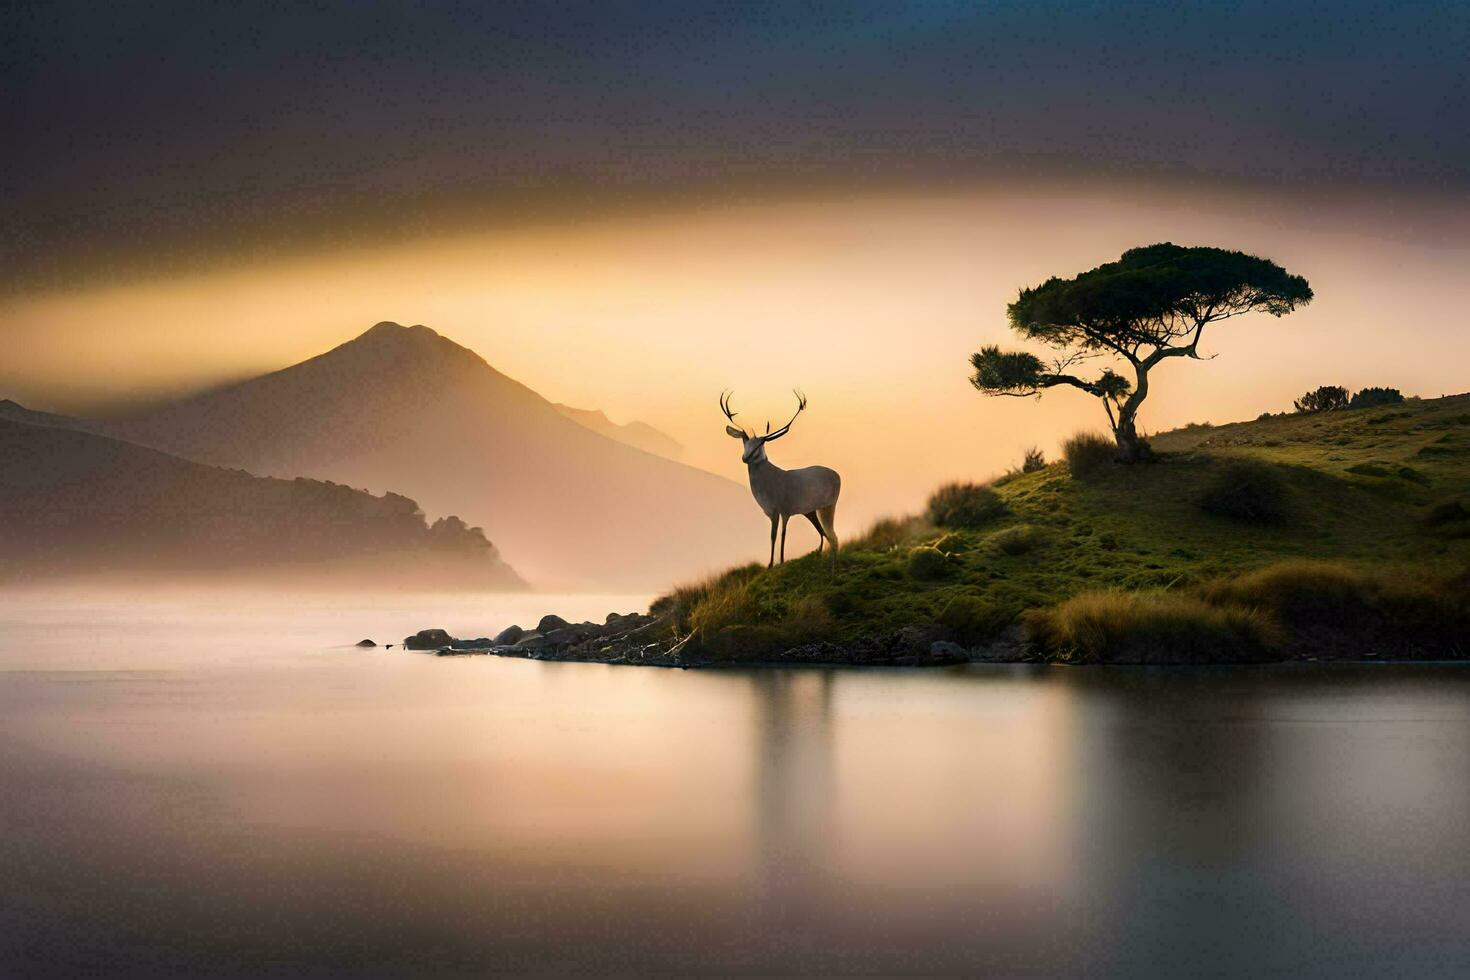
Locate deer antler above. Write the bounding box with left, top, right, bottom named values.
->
left=763, top=389, right=807, bottom=442
left=720, top=390, right=747, bottom=436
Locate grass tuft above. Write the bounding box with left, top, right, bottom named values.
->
left=926, top=482, right=1007, bottom=528
left=1062, top=431, right=1116, bottom=479
left=1026, top=591, right=1279, bottom=664
left=1198, top=458, right=1288, bottom=524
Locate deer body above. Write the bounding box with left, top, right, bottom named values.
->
left=722, top=391, right=841, bottom=570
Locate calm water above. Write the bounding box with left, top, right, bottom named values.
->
left=2, top=592, right=1469, bottom=976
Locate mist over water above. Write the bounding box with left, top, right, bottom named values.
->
left=3, top=592, right=1469, bottom=974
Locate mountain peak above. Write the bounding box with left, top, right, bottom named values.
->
left=356, top=321, right=443, bottom=344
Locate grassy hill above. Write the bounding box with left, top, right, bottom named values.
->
left=650, top=393, right=1470, bottom=664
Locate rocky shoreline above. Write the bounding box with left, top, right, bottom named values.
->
left=392, top=613, right=1035, bottom=668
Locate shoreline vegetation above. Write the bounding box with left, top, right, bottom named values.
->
left=400, top=393, right=1470, bottom=667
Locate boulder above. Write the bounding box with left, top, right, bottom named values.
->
left=493, top=624, right=525, bottom=646
left=542, top=624, right=601, bottom=647
left=897, top=623, right=953, bottom=653
left=536, top=614, right=570, bottom=634
left=356, top=639, right=377, bottom=648
left=449, top=637, right=494, bottom=650
left=928, top=640, right=969, bottom=662
left=404, top=628, right=454, bottom=650
left=513, top=632, right=548, bottom=649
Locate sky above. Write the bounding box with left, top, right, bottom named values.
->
left=5, top=1, right=1470, bottom=528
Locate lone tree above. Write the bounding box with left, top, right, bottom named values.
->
left=970, top=243, right=1312, bottom=461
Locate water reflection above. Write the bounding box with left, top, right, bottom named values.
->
left=2, top=597, right=1470, bottom=974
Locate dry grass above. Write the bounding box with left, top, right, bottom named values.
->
left=1027, top=591, right=1280, bottom=664
left=926, top=482, right=1007, bottom=528
left=1062, top=431, right=1116, bottom=479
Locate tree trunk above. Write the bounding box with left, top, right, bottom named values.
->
left=1113, top=366, right=1153, bottom=463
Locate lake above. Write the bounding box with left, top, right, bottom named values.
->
left=2, top=591, right=1469, bottom=976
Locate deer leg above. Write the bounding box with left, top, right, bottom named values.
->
left=779, top=514, right=789, bottom=564
left=805, top=512, right=824, bottom=554
left=817, top=504, right=839, bottom=572
left=768, top=514, right=778, bottom=568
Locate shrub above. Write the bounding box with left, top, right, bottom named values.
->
left=1198, top=458, right=1288, bottom=524
left=906, top=546, right=950, bottom=581
left=1025, top=592, right=1279, bottom=664
left=651, top=563, right=763, bottom=635
left=1199, top=560, right=1470, bottom=658
left=1349, top=387, right=1405, bottom=409
left=989, top=524, right=1048, bottom=555
left=1423, top=500, right=1470, bottom=539
left=781, top=594, right=835, bottom=643
left=938, top=595, right=1015, bottom=644
left=1021, top=446, right=1047, bottom=472
left=1062, top=431, right=1116, bottom=479
left=932, top=531, right=967, bottom=554
left=1424, top=500, right=1470, bottom=526
left=1294, top=385, right=1349, bottom=413
left=850, top=515, right=922, bottom=552
left=926, top=482, right=1007, bottom=528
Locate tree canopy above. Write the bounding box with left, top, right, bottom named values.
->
left=971, top=243, right=1312, bottom=460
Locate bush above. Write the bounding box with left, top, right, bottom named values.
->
left=1025, top=591, right=1279, bottom=664
left=651, top=563, right=763, bottom=635
left=926, top=482, right=1007, bottom=528
left=1294, top=385, right=1349, bottom=413
left=1199, top=560, right=1470, bottom=658
left=1424, top=500, right=1470, bottom=526
left=1198, top=459, right=1288, bottom=524
left=1349, top=386, right=1405, bottom=409
left=850, top=515, right=922, bottom=552
left=1062, top=431, right=1116, bottom=479
left=1021, top=446, right=1047, bottom=472
left=932, top=531, right=967, bottom=554
left=1423, top=500, right=1470, bottom=539
left=938, top=595, right=1015, bottom=644
left=989, top=524, right=1048, bottom=555
left=906, top=546, right=950, bottom=581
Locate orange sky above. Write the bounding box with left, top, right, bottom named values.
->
left=4, top=181, right=1468, bottom=531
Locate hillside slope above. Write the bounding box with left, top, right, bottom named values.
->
left=0, top=417, right=523, bottom=589
left=102, top=322, right=760, bottom=588
left=553, top=403, right=683, bottom=460
left=643, top=393, right=1470, bottom=662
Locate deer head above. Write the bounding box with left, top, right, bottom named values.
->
left=721, top=389, right=806, bottom=465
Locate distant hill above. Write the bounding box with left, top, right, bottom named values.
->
left=0, top=398, right=86, bottom=430
left=102, top=322, right=761, bottom=587
left=553, top=403, right=683, bottom=461
left=0, top=416, right=524, bottom=589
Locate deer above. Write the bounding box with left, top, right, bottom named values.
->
left=721, top=389, right=841, bottom=571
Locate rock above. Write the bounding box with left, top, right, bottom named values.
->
left=449, top=637, right=494, bottom=650
left=929, top=640, right=968, bottom=661
left=493, top=624, right=524, bottom=646
left=513, top=632, right=548, bottom=649
left=605, top=612, right=624, bottom=625
left=536, top=614, right=569, bottom=634
left=356, top=638, right=377, bottom=647
left=404, top=628, right=454, bottom=650
left=543, top=624, right=602, bottom=647
left=897, top=623, right=953, bottom=653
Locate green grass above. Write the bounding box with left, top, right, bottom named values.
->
left=654, top=393, right=1470, bottom=660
